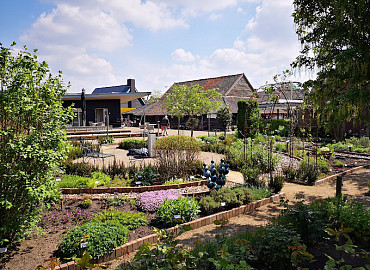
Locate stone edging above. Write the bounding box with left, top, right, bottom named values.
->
left=49, top=192, right=286, bottom=270
left=61, top=180, right=208, bottom=194
left=315, top=164, right=369, bottom=186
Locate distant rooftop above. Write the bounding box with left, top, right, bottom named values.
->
left=92, top=85, right=131, bottom=94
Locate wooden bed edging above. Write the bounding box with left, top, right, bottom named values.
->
left=61, top=180, right=208, bottom=194
left=48, top=192, right=286, bottom=270
left=314, top=164, right=369, bottom=186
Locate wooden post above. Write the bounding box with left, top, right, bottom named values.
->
left=336, top=175, right=343, bottom=198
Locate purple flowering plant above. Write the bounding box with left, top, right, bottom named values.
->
left=137, top=189, right=183, bottom=212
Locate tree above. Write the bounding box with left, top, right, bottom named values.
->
left=163, top=84, right=222, bottom=137
left=216, top=106, right=233, bottom=138
left=0, top=43, right=73, bottom=245
left=237, top=100, right=261, bottom=138
left=146, top=89, right=163, bottom=104
left=292, top=0, right=370, bottom=136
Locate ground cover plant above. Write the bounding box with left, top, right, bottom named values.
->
left=326, top=137, right=370, bottom=153
left=136, top=189, right=183, bottom=212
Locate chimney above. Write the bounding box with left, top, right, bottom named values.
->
left=127, top=79, right=135, bottom=92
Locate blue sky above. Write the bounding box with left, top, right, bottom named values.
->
left=0, top=0, right=311, bottom=94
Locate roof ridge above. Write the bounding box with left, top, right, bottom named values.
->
left=173, top=73, right=244, bottom=84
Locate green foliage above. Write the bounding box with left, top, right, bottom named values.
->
left=0, top=44, right=73, bottom=243
left=199, top=196, right=221, bottom=215
left=292, top=0, right=370, bottom=137
left=333, top=160, right=344, bottom=168
left=64, top=162, right=98, bottom=177
left=327, top=137, right=370, bottom=153
left=268, top=174, right=285, bottom=193
left=134, top=166, right=157, bottom=186
left=154, top=135, right=201, bottom=180
left=242, top=167, right=263, bottom=187
left=80, top=199, right=92, bottom=209
left=275, top=200, right=328, bottom=245
left=126, top=226, right=195, bottom=270
left=297, top=161, right=320, bottom=184
left=156, top=197, right=200, bottom=227
left=98, top=136, right=114, bottom=144
left=247, top=186, right=272, bottom=200
left=216, top=106, right=233, bottom=137
left=163, top=83, right=222, bottom=136
left=57, top=172, right=111, bottom=188
left=226, top=139, right=280, bottom=172
left=105, top=175, right=131, bottom=187
left=250, top=224, right=303, bottom=269
left=118, top=139, right=147, bottom=150
left=237, top=100, right=261, bottom=138
left=282, top=166, right=298, bottom=181
left=93, top=208, right=148, bottom=230
left=275, top=143, right=287, bottom=152
left=57, top=220, right=129, bottom=259
left=66, top=146, right=83, bottom=161
left=200, top=187, right=253, bottom=215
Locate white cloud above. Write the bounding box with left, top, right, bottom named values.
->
left=209, top=13, right=223, bottom=21
left=171, top=49, right=198, bottom=62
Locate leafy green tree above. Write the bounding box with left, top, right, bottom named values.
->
left=292, top=0, right=370, bottom=137
left=0, top=43, right=73, bottom=245
left=163, top=84, right=222, bottom=137
left=216, top=106, right=233, bottom=138
left=237, top=100, right=261, bottom=138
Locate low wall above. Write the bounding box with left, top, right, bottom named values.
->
left=315, top=164, right=369, bottom=185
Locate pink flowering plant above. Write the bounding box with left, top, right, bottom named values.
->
left=137, top=189, right=183, bottom=212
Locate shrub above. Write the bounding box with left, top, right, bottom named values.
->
left=106, top=175, right=131, bottom=187
left=154, top=135, right=201, bottom=180
left=250, top=224, right=302, bottom=269
left=134, top=166, right=157, bottom=186
left=212, top=188, right=241, bottom=208
left=297, top=159, right=321, bottom=184
left=57, top=175, right=95, bottom=188
left=199, top=196, right=221, bottom=215
left=119, top=139, right=147, bottom=150
left=67, top=146, right=83, bottom=161
left=332, top=160, right=344, bottom=168
left=156, top=197, right=200, bottom=227
left=282, top=166, right=298, bottom=181
left=242, top=167, right=263, bottom=187
left=232, top=186, right=253, bottom=204
left=268, top=174, right=285, bottom=193
left=275, top=143, right=286, bottom=152
left=136, top=189, right=183, bottom=212
left=64, top=162, right=98, bottom=177
left=101, top=160, right=128, bottom=179
left=91, top=171, right=111, bottom=186
left=57, top=220, right=129, bottom=259
left=248, top=186, right=272, bottom=200
left=80, top=199, right=92, bottom=209
left=93, top=208, right=148, bottom=230
left=98, top=136, right=114, bottom=144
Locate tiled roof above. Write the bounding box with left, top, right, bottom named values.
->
left=257, top=82, right=305, bottom=103
left=126, top=73, right=253, bottom=116
left=223, top=96, right=257, bottom=114
left=92, top=85, right=131, bottom=94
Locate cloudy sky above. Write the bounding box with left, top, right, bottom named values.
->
left=1, top=0, right=311, bottom=94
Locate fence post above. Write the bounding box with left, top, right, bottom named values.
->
left=336, top=175, right=343, bottom=198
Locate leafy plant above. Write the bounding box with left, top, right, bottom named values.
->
left=0, top=43, right=73, bottom=244
left=57, top=220, right=129, bottom=259
left=282, top=166, right=298, bottom=181
left=156, top=197, right=200, bottom=227
left=71, top=250, right=107, bottom=270
left=332, top=160, right=344, bottom=168
left=268, top=174, right=285, bottom=193
left=124, top=226, right=194, bottom=269
left=154, top=135, right=201, bottom=180
left=199, top=196, right=221, bottom=215
left=248, top=186, right=272, bottom=200
left=136, top=189, right=183, bottom=212
left=80, top=199, right=92, bottom=209
left=98, top=136, right=114, bottom=144
left=242, top=167, right=263, bottom=187
left=134, top=166, right=157, bottom=186
left=118, top=139, right=147, bottom=150
left=93, top=208, right=148, bottom=230
left=212, top=188, right=241, bottom=208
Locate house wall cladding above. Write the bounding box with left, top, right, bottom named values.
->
left=63, top=99, right=122, bottom=127
left=227, top=76, right=254, bottom=97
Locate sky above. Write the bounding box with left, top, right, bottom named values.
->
left=0, top=0, right=312, bottom=94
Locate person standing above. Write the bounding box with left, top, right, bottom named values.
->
left=161, top=115, right=170, bottom=136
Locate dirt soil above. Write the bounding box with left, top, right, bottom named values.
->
left=1, top=167, right=369, bottom=270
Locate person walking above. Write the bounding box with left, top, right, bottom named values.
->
left=161, top=115, right=170, bottom=136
